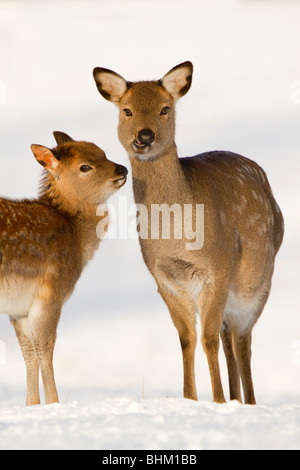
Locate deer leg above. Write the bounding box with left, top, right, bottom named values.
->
left=10, top=317, right=40, bottom=406
left=233, top=331, right=256, bottom=405
left=198, top=283, right=228, bottom=404
left=220, top=325, right=242, bottom=402
left=233, top=330, right=256, bottom=405
left=159, top=287, right=198, bottom=401
left=28, top=299, right=60, bottom=404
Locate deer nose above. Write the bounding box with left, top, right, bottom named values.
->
left=115, top=164, right=128, bottom=177
left=137, top=129, right=155, bottom=146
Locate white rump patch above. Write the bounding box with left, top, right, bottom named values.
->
left=0, top=278, right=37, bottom=318
left=223, top=289, right=264, bottom=334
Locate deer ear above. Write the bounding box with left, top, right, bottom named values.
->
left=161, top=61, right=193, bottom=101
left=31, top=145, right=59, bottom=171
left=53, top=131, right=74, bottom=145
left=93, top=67, right=128, bottom=104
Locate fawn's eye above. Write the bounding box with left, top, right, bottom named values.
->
left=160, top=106, right=170, bottom=115
left=123, top=108, right=133, bottom=117
left=80, top=165, right=93, bottom=173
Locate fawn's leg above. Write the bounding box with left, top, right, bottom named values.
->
left=28, top=299, right=61, bottom=404
left=159, top=287, right=198, bottom=401
left=221, top=325, right=242, bottom=402
left=198, top=282, right=228, bottom=404
left=233, top=330, right=256, bottom=405
left=10, top=317, right=40, bottom=406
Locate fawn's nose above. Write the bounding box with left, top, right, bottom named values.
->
left=137, top=129, right=155, bottom=146
left=115, top=164, right=128, bottom=177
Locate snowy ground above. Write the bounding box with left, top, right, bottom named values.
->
left=0, top=0, right=300, bottom=450
left=1, top=398, right=299, bottom=450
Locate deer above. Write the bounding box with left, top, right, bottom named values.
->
left=93, top=61, right=284, bottom=405
left=0, top=131, right=128, bottom=406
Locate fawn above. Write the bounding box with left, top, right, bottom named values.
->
left=0, top=131, right=127, bottom=405
left=93, top=61, right=284, bottom=404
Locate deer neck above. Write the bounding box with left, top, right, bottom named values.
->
left=72, top=208, right=103, bottom=267
left=130, top=145, right=189, bottom=206
left=39, top=174, right=102, bottom=266
left=39, top=172, right=81, bottom=217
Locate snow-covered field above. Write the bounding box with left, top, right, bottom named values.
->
left=1, top=398, right=299, bottom=451
left=0, top=0, right=300, bottom=450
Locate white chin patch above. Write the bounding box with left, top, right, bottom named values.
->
left=132, top=153, right=162, bottom=162
left=131, top=146, right=161, bottom=162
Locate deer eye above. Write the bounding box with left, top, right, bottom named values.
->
left=160, top=106, right=170, bottom=115
left=80, top=165, right=93, bottom=173
left=123, top=108, right=133, bottom=117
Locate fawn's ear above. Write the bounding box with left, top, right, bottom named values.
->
left=161, top=61, right=193, bottom=102
left=93, top=67, right=128, bottom=104
left=53, top=131, right=74, bottom=146
left=31, top=145, right=59, bottom=171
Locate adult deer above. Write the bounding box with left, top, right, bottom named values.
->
left=93, top=61, right=284, bottom=404
left=0, top=132, right=127, bottom=405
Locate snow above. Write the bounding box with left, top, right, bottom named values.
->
left=0, top=398, right=299, bottom=450
left=0, top=0, right=300, bottom=451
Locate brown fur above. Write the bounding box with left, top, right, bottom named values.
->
left=0, top=132, right=127, bottom=405
left=93, top=62, right=284, bottom=404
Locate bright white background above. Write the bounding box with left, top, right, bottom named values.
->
left=0, top=0, right=299, bottom=450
